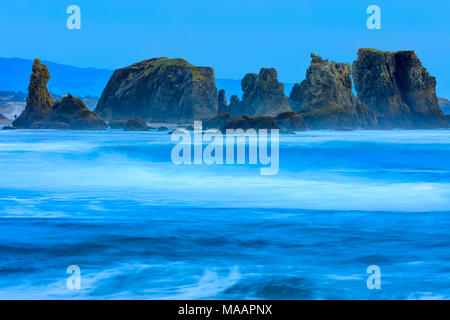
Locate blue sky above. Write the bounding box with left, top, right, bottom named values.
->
left=1, top=0, right=449, bottom=96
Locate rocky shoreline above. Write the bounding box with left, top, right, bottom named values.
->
left=4, top=50, right=450, bottom=132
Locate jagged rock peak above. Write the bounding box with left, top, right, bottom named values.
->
left=237, top=68, right=291, bottom=117
left=217, top=89, right=228, bottom=114
left=12, top=59, right=54, bottom=128
left=290, top=53, right=377, bottom=129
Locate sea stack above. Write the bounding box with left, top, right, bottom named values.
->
left=12, top=59, right=107, bottom=130
left=290, top=53, right=377, bottom=130
left=95, top=58, right=218, bottom=122
left=45, top=94, right=107, bottom=130
left=237, top=68, right=291, bottom=117
left=217, top=89, right=228, bottom=114
left=353, top=48, right=448, bottom=128
left=12, top=59, right=54, bottom=128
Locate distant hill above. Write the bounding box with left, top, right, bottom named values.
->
left=0, top=57, right=295, bottom=99
left=438, top=97, right=450, bottom=115
left=0, top=57, right=113, bottom=97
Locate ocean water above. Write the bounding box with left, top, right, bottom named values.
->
left=0, top=128, right=450, bottom=299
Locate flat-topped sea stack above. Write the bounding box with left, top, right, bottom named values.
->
left=12, top=59, right=54, bottom=128
left=290, top=53, right=377, bottom=130
left=95, top=58, right=218, bottom=123
left=353, top=48, right=448, bottom=129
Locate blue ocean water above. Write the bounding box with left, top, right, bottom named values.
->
left=0, top=129, right=450, bottom=299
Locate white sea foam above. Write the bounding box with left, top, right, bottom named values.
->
left=1, top=129, right=450, bottom=212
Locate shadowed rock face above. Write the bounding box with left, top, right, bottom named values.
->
left=204, top=112, right=232, bottom=130
left=217, top=89, right=228, bottom=114
left=228, top=95, right=242, bottom=116
left=95, top=58, right=218, bottom=122
left=0, top=113, right=6, bottom=120
left=221, top=115, right=280, bottom=131
left=353, top=48, right=448, bottom=128
left=232, top=68, right=291, bottom=117
left=274, top=111, right=306, bottom=131
left=30, top=94, right=107, bottom=130
left=439, top=97, right=450, bottom=115
left=50, top=94, right=107, bottom=130
left=290, top=53, right=377, bottom=130
left=12, top=59, right=54, bottom=128
left=124, top=118, right=149, bottom=131
left=12, top=59, right=106, bottom=130
left=301, top=104, right=377, bottom=130
left=204, top=111, right=304, bottom=133
left=109, top=118, right=127, bottom=129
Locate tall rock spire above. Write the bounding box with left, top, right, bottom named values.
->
left=12, top=59, right=54, bottom=128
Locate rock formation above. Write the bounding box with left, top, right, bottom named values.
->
left=438, top=97, right=450, bottom=115
left=274, top=111, right=306, bottom=131
left=95, top=58, right=218, bottom=122
left=124, top=118, right=149, bottom=131
left=12, top=59, right=54, bottom=128
left=217, top=89, right=228, bottom=114
left=204, top=111, right=303, bottom=133
left=109, top=118, right=127, bottom=129
left=228, top=95, right=242, bottom=116
left=290, top=53, right=377, bottom=130
left=0, top=113, right=6, bottom=120
left=204, top=112, right=232, bottom=130
left=225, top=69, right=291, bottom=117
left=49, top=94, right=107, bottom=130
left=29, top=94, right=107, bottom=130
left=12, top=59, right=107, bottom=130
left=221, top=115, right=280, bottom=131
left=353, top=48, right=448, bottom=128
left=237, top=68, right=291, bottom=117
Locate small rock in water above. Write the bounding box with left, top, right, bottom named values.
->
left=124, top=118, right=149, bottom=131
